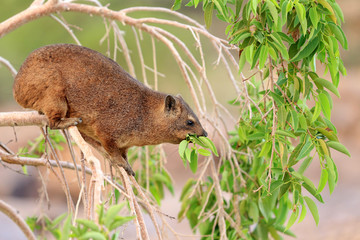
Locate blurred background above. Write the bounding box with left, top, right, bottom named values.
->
left=0, top=0, right=359, bottom=239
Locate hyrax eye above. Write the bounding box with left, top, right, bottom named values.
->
left=187, top=120, right=194, bottom=126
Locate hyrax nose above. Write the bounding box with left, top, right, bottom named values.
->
left=202, top=130, right=208, bottom=137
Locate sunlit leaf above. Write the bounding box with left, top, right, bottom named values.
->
left=327, top=141, right=351, bottom=157
left=204, top=2, right=214, bottom=29
left=317, top=168, right=328, bottom=193
left=304, top=196, right=320, bottom=226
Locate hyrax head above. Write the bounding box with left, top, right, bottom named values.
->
left=162, top=94, right=207, bottom=144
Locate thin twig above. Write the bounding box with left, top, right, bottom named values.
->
left=41, top=128, right=75, bottom=213
left=0, top=56, right=17, bottom=77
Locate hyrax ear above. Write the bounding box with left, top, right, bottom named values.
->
left=165, top=95, right=177, bottom=113
left=176, top=94, right=183, bottom=100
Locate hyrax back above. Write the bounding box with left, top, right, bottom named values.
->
left=13, top=44, right=207, bottom=175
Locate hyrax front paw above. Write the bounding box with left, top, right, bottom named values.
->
left=50, top=117, right=82, bottom=129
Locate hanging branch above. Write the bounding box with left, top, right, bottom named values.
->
left=0, top=200, right=36, bottom=240
left=67, top=126, right=103, bottom=220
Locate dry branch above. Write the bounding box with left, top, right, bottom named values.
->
left=0, top=149, right=92, bottom=174
left=0, top=200, right=36, bottom=240
left=68, top=126, right=103, bottom=220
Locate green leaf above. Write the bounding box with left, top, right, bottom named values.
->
left=311, top=101, right=321, bottom=123
left=313, top=77, right=340, bottom=97
left=326, top=156, right=336, bottom=194
left=213, top=0, right=228, bottom=21
left=318, top=93, right=331, bottom=119
left=302, top=181, right=324, bottom=203
left=330, top=2, right=345, bottom=23
left=288, top=141, right=305, bottom=167
left=291, top=37, right=320, bottom=62
left=171, top=0, right=182, bottom=11
left=259, top=141, right=271, bottom=157
left=250, top=0, right=259, bottom=16
left=316, top=127, right=338, bottom=141
left=60, top=215, right=72, bottom=240
left=285, top=208, right=298, bottom=231
left=318, top=0, right=337, bottom=23
left=290, top=110, right=299, bottom=131
left=251, top=45, right=262, bottom=69
left=198, top=148, right=211, bottom=156
left=235, top=0, right=244, bottom=17
left=298, top=203, right=307, bottom=223
left=76, top=219, right=100, bottom=231
left=258, top=44, right=269, bottom=69
left=109, top=216, right=135, bottom=231
left=294, top=2, right=307, bottom=34
left=265, top=0, right=278, bottom=27
left=238, top=50, right=246, bottom=73
left=149, top=185, right=161, bottom=205
left=269, top=90, right=285, bottom=106
left=189, top=149, right=198, bottom=173
left=328, top=22, right=348, bottom=49
left=298, top=139, right=314, bottom=160
left=298, top=156, right=313, bottom=175
left=327, top=141, right=351, bottom=157
left=189, top=135, right=207, bottom=148
left=199, top=136, right=219, bottom=156
left=276, top=130, right=296, bottom=138
left=318, top=138, right=330, bottom=157
left=79, top=232, right=106, bottom=240
left=258, top=197, right=270, bottom=222
left=204, top=2, right=214, bottom=29
left=269, top=33, right=289, bottom=60
left=153, top=173, right=173, bottom=193
left=185, top=148, right=192, bottom=163
left=304, top=196, right=320, bottom=226
left=309, top=7, right=319, bottom=29
left=179, top=140, right=188, bottom=159
left=104, top=203, right=126, bottom=228
left=194, top=0, right=200, bottom=8
left=317, top=168, right=328, bottom=193
left=50, top=213, right=67, bottom=228
left=180, top=178, right=195, bottom=201
left=249, top=201, right=259, bottom=223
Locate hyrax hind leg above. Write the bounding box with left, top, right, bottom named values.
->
left=39, top=91, right=81, bottom=129
left=96, top=135, right=135, bottom=176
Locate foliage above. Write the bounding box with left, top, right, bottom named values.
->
left=26, top=203, right=134, bottom=240
left=127, top=146, right=175, bottom=205
left=17, top=129, right=66, bottom=158
left=179, top=134, right=219, bottom=173
left=173, top=0, right=349, bottom=239
left=17, top=129, right=66, bottom=174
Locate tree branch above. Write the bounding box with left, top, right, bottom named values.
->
left=0, top=200, right=36, bottom=240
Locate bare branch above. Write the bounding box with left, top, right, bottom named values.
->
left=0, top=200, right=36, bottom=240
left=68, top=126, right=103, bottom=220
left=0, top=149, right=92, bottom=174
left=0, top=111, right=48, bottom=127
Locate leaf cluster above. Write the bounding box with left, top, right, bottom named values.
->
left=127, top=146, right=174, bottom=205
left=26, top=203, right=134, bottom=240
left=173, top=0, right=349, bottom=238
left=179, top=134, right=218, bottom=173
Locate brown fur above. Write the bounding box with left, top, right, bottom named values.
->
left=13, top=44, right=207, bottom=175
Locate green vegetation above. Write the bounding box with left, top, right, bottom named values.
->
left=26, top=203, right=134, bottom=240
left=172, top=0, right=349, bottom=239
